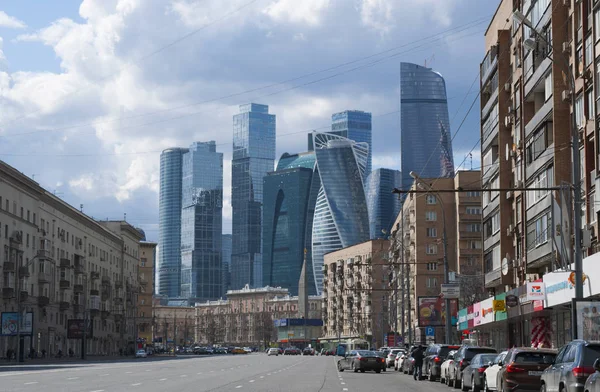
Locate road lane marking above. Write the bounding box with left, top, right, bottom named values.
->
left=145, top=369, right=151, bottom=372
left=260, top=376, right=264, bottom=378
left=249, top=380, right=255, bottom=383
left=343, top=389, right=348, bottom=391
left=159, top=378, right=167, bottom=381
left=180, top=375, right=187, bottom=377
left=100, top=374, right=110, bottom=376
left=89, top=390, right=104, bottom=392
left=126, top=372, right=133, bottom=374
left=341, top=382, right=346, bottom=385
left=235, top=386, right=242, bottom=389
left=67, top=377, right=79, bottom=380
left=131, top=383, right=142, bottom=386
left=197, top=372, right=203, bottom=375
left=24, top=382, right=38, bottom=385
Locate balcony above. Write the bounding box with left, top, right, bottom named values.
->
left=74, top=263, right=85, bottom=275
left=114, top=297, right=123, bottom=305
left=101, top=276, right=111, bottom=286
left=59, top=280, right=70, bottom=290
left=3, top=261, right=15, bottom=272
left=38, top=296, right=50, bottom=307
left=60, top=258, right=71, bottom=268
left=482, top=161, right=499, bottom=185
left=91, top=271, right=100, bottom=280
left=139, top=277, right=148, bottom=286
left=19, top=290, right=28, bottom=302
left=37, top=249, right=52, bottom=260
left=73, top=304, right=84, bottom=314
left=114, top=314, right=124, bottom=322
left=525, top=99, right=553, bottom=138
left=2, top=287, right=14, bottom=299
left=485, top=268, right=502, bottom=288
left=101, top=290, right=110, bottom=302
left=73, top=284, right=84, bottom=294
left=525, top=57, right=552, bottom=98
left=101, top=310, right=110, bottom=319
left=59, top=301, right=70, bottom=311
left=115, top=280, right=123, bottom=289
left=18, top=266, right=30, bottom=277
left=90, top=289, right=99, bottom=296
left=38, top=271, right=51, bottom=284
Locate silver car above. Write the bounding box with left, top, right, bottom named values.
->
left=541, top=340, right=600, bottom=392
left=584, top=359, right=600, bottom=392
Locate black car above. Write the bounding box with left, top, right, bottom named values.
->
left=375, top=351, right=388, bottom=372
left=424, top=344, right=461, bottom=381
left=448, top=346, right=497, bottom=388
left=459, top=353, right=497, bottom=392
left=302, top=348, right=314, bottom=356
left=337, top=350, right=384, bottom=373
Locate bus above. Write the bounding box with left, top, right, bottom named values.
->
left=336, top=338, right=370, bottom=356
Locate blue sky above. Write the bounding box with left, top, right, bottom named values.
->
left=0, top=0, right=498, bottom=240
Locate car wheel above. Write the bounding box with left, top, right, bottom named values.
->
left=376, top=369, right=381, bottom=374
left=483, top=376, right=488, bottom=392
left=360, top=369, right=365, bottom=373
left=337, top=362, right=344, bottom=372
left=454, top=374, right=461, bottom=389
left=473, top=376, right=479, bottom=392
left=461, top=374, right=469, bottom=392
left=353, top=362, right=358, bottom=373
left=448, top=374, right=454, bottom=387
left=383, top=367, right=386, bottom=372
left=540, top=384, right=546, bottom=392
left=429, top=369, right=435, bottom=382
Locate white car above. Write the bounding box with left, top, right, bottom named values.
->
left=135, top=349, right=147, bottom=358
left=243, top=347, right=252, bottom=353
left=483, top=351, right=507, bottom=391
left=396, top=353, right=406, bottom=371
left=440, top=350, right=457, bottom=383
left=267, top=348, right=279, bottom=356
left=386, top=349, right=404, bottom=368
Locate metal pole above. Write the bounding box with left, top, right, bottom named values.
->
left=442, top=214, right=452, bottom=345
left=16, top=251, right=23, bottom=363
left=400, top=223, right=405, bottom=344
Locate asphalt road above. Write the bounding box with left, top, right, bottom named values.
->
left=0, top=354, right=452, bottom=392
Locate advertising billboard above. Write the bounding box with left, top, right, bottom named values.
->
left=574, top=300, right=600, bottom=341
left=479, top=297, right=495, bottom=325
left=417, top=297, right=458, bottom=327
left=67, top=319, right=93, bottom=339
left=1, top=312, right=33, bottom=336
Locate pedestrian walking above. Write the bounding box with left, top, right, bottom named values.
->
left=412, top=345, right=425, bottom=380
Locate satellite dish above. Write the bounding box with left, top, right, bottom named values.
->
left=501, top=257, right=509, bottom=276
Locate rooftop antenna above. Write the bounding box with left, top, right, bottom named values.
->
left=31, top=174, right=37, bottom=181
left=469, top=153, right=473, bottom=170
left=53, top=190, right=63, bottom=197
left=124, top=212, right=127, bottom=221
left=424, top=54, right=435, bottom=68
left=80, top=204, right=84, bottom=213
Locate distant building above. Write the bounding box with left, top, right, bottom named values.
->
left=400, top=62, right=454, bottom=189
left=158, top=147, right=188, bottom=298
left=262, top=152, right=318, bottom=296
left=222, top=234, right=232, bottom=296
left=138, top=241, right=157, bottom=343
left=231, top=103, right=276, bottom=289
left=311, top=132, right=370, bottom=294
left=180, top=141, right=223, bottom=303
left=330, top=110, right=373, bottom=174
left=365, top=168, right=402, bottom=239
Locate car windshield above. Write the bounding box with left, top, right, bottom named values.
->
left=475, top=354, right=498, bottom=365
left=390, top=349, right=402, bottom=355
left=439, top=346, right=461, bottom=358
left=514, top=352, right=556, bottom=364
left=356, top=350, right=377, bottom=357
left=465, top=348, right=497, bottom=360
left=583, top=346, right=600, bottom=366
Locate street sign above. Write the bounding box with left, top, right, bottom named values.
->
left=440, top=284, right=460, bottom=299
left=425, top=326, right=435, bottom=337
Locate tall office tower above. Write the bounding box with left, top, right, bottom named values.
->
left=365, top=168, right=402, bottom=239
left=222, top=234, right=232, bottom=296
left=311, top=132, right=370, bottom=294
left=158, top=147, right=188, bottom=298
left=180, top=141, right=223, bottom=303
left=262, top=152, right=318, bottom=296
left=400, top=62, right=454, bottom=189
left=330, top=110, right=373, bottom=174
left=231, top=103, right=276, bottom=289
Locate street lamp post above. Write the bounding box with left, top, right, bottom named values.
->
left=512, top=11, right=584, bottom=336
left=410, top=171, right=452, bottom=345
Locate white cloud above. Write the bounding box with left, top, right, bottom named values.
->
left=0, top=11, right=26, bottom=29
left=264, top=0, right=330, bottom=26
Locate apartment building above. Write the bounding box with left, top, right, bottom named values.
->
left=137, top=241, right=157, bottom=343
left=320, top=239, right=389, bottom=349
left=481, top=0, right=599, bottom=293
left=388, top=171, right=483, bottom=344
left=194, top=285, right=322, bottom=347
left=0, top=160, right=144, bottom=357
left=153, top=305, right=196, bottom=348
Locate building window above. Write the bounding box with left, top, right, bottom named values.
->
left=527, top=212, right=551, bottom=248
left=426, top=228, right=437, bottom=238
left=141, top=258, right=147, bottom=267
left=587, top=88, right=595, bottom=119
left=576, top=94, right=585, bottom=128
left=426, top=277, right=438, bottom=288
left=425, top=211, right=437, bottom=221
left=467, top=223, right=481, bottom=233
left=426, top=195, right=437, bottom=205
left=526, top=122, right=553, bottom=166
left=466, top=207, right=481, bottom=215
left=426, top=244, right=438, bottom=255
left=426, top=262, right=438, bottom=271
left=526, top=165, right=554, bottom=208
left=469, top=240, right=482, bottom=249
left=466, top=191, right=481, bottom=197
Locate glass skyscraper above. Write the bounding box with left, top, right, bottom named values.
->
left=158, top=147, right=188, bottom=298
left=180, top=141, right=223, bottom=303
left=330, top=110, right=373, bottom=174
left=262, top=152, right=317, bottom=296
left=365, top=168, right=402, bottom=239
left=311, top=132, right=370, bottom=293
left=231, top=103, right=276, bottom=289
left=222, top=234, right=232, bottom=297
left=400, top=62, right=454, bottom=189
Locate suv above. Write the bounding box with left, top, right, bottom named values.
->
left=495, top=348, right=556, bottom=392
left=448, top=346, right=497, bottom=388
left=424, top=344, right=461, bottom=381
left=540, top=340, right=600, bottom=392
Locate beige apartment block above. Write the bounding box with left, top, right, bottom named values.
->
left=389, top=171, right=483, bottom=344
left=0, top=160, right=143, bottom=358
left=320, top=239, right=389, bottom=349
left=137, top=241, right=157, bottom=343
left=153, top=305, right=196, bottom=347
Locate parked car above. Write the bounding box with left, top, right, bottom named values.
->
left=337, top=350, right=384, bottom=373
left=303, top=348, right=315, bottom=356
left=395, top=353, right=405, bottom=371
left=387, top=349, right=405, bottom=368
left=214, top=347, right=228, bottom=354
left=135, top=349, right=147, bottom=358
left=584, top=358, right=600, bottom=392
left=495, top=348, right=556, bottom=392
left=424, top=344, right=461, bottom=381
left=448, top=346, right=498, bottom=388
left=441, top=351, right=459, bottom=384
left=460, top=353, right=498, bottom=391
left=403, top=353, right=416, bottom=374
left=231, top=347, right=247, bottom=354
left=267, top=348, right=279, bottom=356
left=375, top=351, right=387, bottom=372
left=483, top=351, right=508, bottom=392
left=541, top=340, right=600, bottom=392
left=324, top=349, right=335, bottom=356
left=194, top=346, right=210, bottom=355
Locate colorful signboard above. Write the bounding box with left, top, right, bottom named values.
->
left=574, top=300, right=600, bottom=340
left=467, top=305, right=474, bottom=329
left=473, top=302, right=482, bottom=326
left=1, top=312, right=33, bottom=336
left=526, top=282, right=546, bottom=301
left=495, top=293, right=507, bottom=321
left=67, top=319, right=93, bottom=339
left=544, top=271, right=593, bottom=307
left=458, top=308, right=468, bottom=330
left=493, top=300, right=506, bottom=313
left=479, top=298, right=495, bottom=325
left=417, top=297, right=458, bottom=327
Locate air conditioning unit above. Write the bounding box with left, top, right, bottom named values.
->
left=507, top=224, right=514, bottom=237
left=506, top=190, right=514, bottom=200
left=505, top=83, right=511, bottom=92
left=505, top=115, right=514, bottom=127
left=562, top=42, right=571, bottom=55
left=516, top=180, right=524, bottom=189
left=562, top=90, right=572, bottom=102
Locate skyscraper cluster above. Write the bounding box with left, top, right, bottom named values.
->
left=158, top=62, right=455, bottom=301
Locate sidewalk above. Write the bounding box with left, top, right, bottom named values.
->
left=0, top=354, right=176, bottom=367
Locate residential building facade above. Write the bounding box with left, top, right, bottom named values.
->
left=320, top=240, right=389, bottom=349
left=180, top=141, right=223, bottom=303
left=231, top=103, right=276, bottom=290
left=262, top=151, right=318, bottom=296
left=153, top=305, right=196, bottom=348
left=137, top=241, right=157, bottom=343
left=158, top=147, right=188, bottom=298
left=0, top=160, right=142, bottom=357
left=400, top=62, right=455, bottom=190
left=311, top=132, right=370, bottom=294
left=365, top=168, right=402, bottom=239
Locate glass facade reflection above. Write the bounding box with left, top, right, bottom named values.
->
left=231, top=103, right=276, bottom=289
left=158, top=147, right=188, bottom=298
left=365, top=168, right=402, bottom=239
left=400, top=62, right=454, bottom=189
left=262, top=152, right=317, bottom=296
left=330, top=110, right=373, bottom=174
left=222, top=234, right=232, bottom=297
left=311, top=132, right=370, bottom=293
left=180, top=142, right=223, bottom=303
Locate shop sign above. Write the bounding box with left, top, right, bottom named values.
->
left=526, top=282, right=546, bottom=301
left=458, top=308, right=468, bottom=331
left=467, top=305, right=474, bottom=328
left=417, top=297, right=458, bottom=327
left=473, top=303, right=481, bottom=326
left=480, top=298, right=494, bottom=325
left=441, top=284, right=460, bottom=299
left=543, top=271, right=592, bottom=307
left=493, top=300, right=506, bottom=313
left=495, top=293, right=508, bottom=321
left=505, top=295, right=519, bottom=307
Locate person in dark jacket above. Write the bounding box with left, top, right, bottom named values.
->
left=412, top=345, right=425, bottom=380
